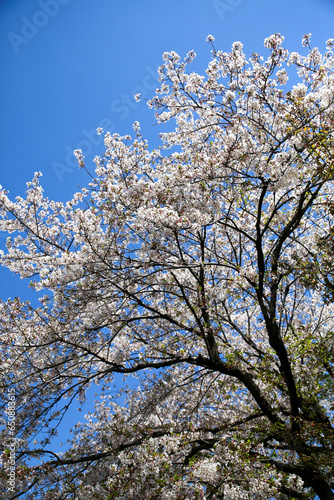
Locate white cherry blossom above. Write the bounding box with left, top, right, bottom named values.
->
left=0, top=34, right=334, bottom=499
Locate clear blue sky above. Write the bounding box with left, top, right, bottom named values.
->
left=0, top=0, right=333, bottom=456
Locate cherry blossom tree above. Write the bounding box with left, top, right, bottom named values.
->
left=1, top=33, right=334, bottom=499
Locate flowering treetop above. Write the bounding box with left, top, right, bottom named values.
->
left=0, top=33, right=334, bottom=499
